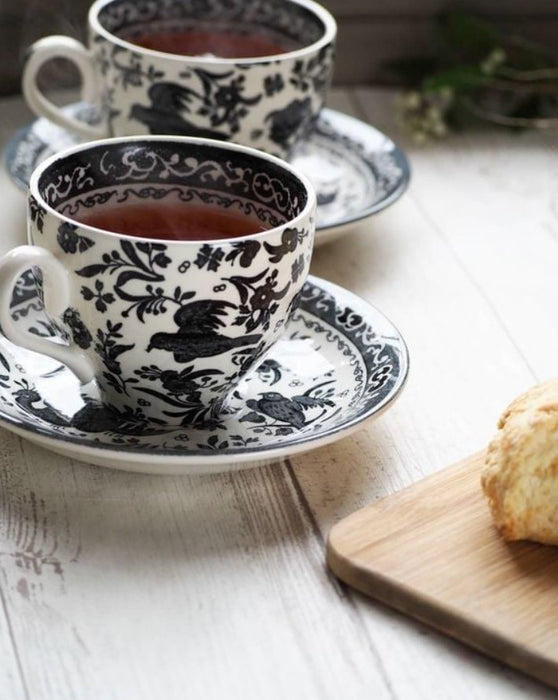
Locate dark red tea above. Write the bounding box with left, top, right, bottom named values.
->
left=129, top=29, right=291, bottom=58
left=78, top=202, right=269, bottom=241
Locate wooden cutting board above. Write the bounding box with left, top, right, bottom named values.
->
left=327, top=452, right=558, bottom=689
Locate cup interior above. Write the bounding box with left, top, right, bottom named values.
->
left=96, top=0, right=328, bottom=57
left=35, top=138, right=311, bottom=239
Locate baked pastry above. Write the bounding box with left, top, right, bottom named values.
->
left=481, top=378, right=558, bottom=544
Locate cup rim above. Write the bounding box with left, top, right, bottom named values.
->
left=88, top=0, right=336, bottom=64
left=29, top=135, right=317, bottom=246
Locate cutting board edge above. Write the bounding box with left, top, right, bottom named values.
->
left=326, top=538, right=558, bottom=690
left=326, top=450, right=558, bottom=691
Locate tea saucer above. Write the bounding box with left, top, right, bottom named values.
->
left=1, top=275, right=408, bottom=475
left=4, top=103, right=410, bottom=244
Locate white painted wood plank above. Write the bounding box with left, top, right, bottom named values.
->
left=292, top=87, right=558, bottom=697
left=0, top=436, right=397, bottom=699
left=0, top=433, right=30, bottom=700
left=0, top=86, right=557, bottom=699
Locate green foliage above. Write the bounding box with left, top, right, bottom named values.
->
left=389, top=12, right=558, bottom=142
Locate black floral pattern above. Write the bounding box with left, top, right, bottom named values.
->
left=29, top=195, right=46, bottom=234
left=81, top=280, right=116, bottom=313
left=290, top=45, right=335, bottom=95
left=263, top=227, right=306, bottom=262
left=62, top=308, right=92, bottom=349
left=184, top=69, right=262, bottom=133
left=25, top=137, right=314, bottom=426
left=194, top=244, right=225, bottom=272
left=57, top=222, right=95, bottom=254
left=95, top=320, right=137, bottom=396
left=225, top=240, right=261, bottom=269
left=225, top=268, right=291, bottom=333
left=133, top=364, right=227, bottom=427
left=264, top=74, right=285, bottom=97
left=290, top=254, right=306, bottom=282
left=0, top=278, right=408, bottom=468
left=76, top=240, right=174, bottom=321
left=265, top=97, right=314, bottom=152
left=88, top=0, right=335, bottom=157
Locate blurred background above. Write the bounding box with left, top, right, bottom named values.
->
left=1, top=0, right=558, bottom=95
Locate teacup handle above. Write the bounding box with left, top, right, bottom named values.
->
left=0, top=246, right=95, bottom=384
left=22, top=36, right=108, bottom=139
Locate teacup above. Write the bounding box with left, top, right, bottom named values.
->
left=22, top=0, right=337, bottom=159
left=0, top=136, right=316, bottom=426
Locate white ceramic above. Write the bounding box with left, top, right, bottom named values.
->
left=2, top=275, right=408, bottom=474
left=0, top=135, right=316, bottom=425
left=5, top=105, right=410, bottom=243
left=22, top=0, right=336, bottom=159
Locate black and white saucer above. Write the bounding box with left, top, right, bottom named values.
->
left=2, top=275, right=408, bottom=475
left=5, top=104, right=410, bottom=244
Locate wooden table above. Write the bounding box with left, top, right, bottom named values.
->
left=0, top=86, right=556, bottom=699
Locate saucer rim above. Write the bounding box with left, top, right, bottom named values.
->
left=312, top=108, right=411, bottom=233
left=4, top=106, right=410, bottom=236
left=0, top=275, right=409, bottom=472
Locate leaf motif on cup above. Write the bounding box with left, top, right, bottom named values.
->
left=133, top=364, right=227, bottom=428
left=80, top=280, right=116, bottom=314
left=62, top=308, right=93, bottom=349
left=57, top=222, right=95, bottom=254
left=76, top=240, right=177, bottom=321
left=194, top=244, right=225, bottom=272
left=264, top=74, right=285, bottom=97
left=111, top=46, right=165, bottom=90
left=95, top=320, right=137, bottom=396
left=224, top=239, right=261, bottom=268
left=290, top=254, right=306, bottom=283
left=225, top=268, right=290, bottom=333
left=191, top=68, right=262, bottom=125
left=29, top=195, right=46, bottom=234
left=289, top=44, right=334, bottom=94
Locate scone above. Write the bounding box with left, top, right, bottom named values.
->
left=481, top=378, right=558, bottom=544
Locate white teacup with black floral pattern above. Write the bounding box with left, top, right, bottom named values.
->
left=0, top=136, right=316, bottom=426
left=22, top=0, right=336, bottom=160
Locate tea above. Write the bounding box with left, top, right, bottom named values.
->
left=129, top=29, right=291, bottom=58
left=77, top=201, right=269, bottom=241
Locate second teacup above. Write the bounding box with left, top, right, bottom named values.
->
left=22, top=0, right=337, bottom=159
left=0, top=136, right=316, bottom=426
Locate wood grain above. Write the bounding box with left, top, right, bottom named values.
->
left=1, top=87, right=557, bottom=699
left=327, top=452, right=558, bottom=690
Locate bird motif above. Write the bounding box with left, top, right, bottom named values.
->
left=14, top=388, right=70, bottom=427
left=265, top=97, right=313, bottom=151
left=245, top=383, right=336, bottom=429
left=246, top=392, right=307, bottom=429
left=129, top=82, right=230, bottom=139
left=263, top=228, right=299, bottom=262
left=14, top=387, right=166, bottom=435
left=147, top=299, right=262, bottom=363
